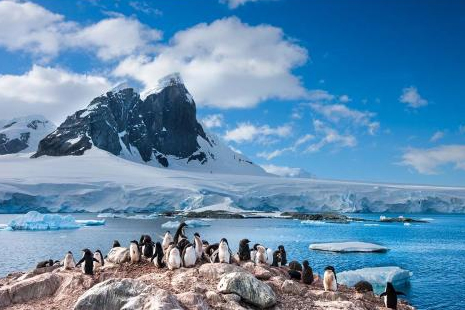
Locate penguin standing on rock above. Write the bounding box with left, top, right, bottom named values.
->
left=140, top=235, right=154, bottom=258
left=193, top=233, right=203, bottom=261
left=250, top=244, right=259, bottom=262
left=205, top=243, right=219, bottom=262
left=255, top=245, right=268, bottom=264
left=63, top=251, right=75, bottom=270
left=277, top=245, right=287, bottom=265
left=289, top=261, right=302, bottom=271
left=288, top=269, right=302, bottom=280
left=238, top=239, right=251, bottom=261
left=93, top=250, right=105, bottom=271
left=323, top=266, right=337, bottom=291
left=182, top=243, right=197, bottom=267
left=173, top=222, right=188, bottom=245
left=151, top=242, right=165, bottom=268
left=380, top=282, right=406, bottom=309
left=218, top=238, right=232, bottom=263
left=166, top=243, right=181, bottom=270
left=265, top=248, right=273, bottom=265
left=302, top=260, right=313, bottom=285
left=162, top=231, right=173, bottom=253
left=129, top=240, right=141, bottom=263
left=76, top=249, right=99, bottom=275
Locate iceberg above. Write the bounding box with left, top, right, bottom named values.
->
left=97, top=213, right=158, bottom=220
left=8, top=211, right=80, bottom=230
left=76, top=219, right=106, bottom=226
left=161, top=220, right=180, bottom=229
left=161, top=219, right=211, bottom=229
left=309, top=241, right=388, bottom=253
left=338, top=266, right=412, bottom=292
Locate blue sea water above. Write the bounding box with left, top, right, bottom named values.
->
left=0, top=213, right=464, bottom=310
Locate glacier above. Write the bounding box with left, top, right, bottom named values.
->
left=0, top=148, right=465, bottom=214
left=338, top=266, right=412, bottom=292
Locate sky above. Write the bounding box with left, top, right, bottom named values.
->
left=0, top=0, right=464, bottom=186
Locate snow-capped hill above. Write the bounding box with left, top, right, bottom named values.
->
left=261, top=164, right=314, bottom=178
left=140, top=72, right=187, bottom=100
left=0, top=115, right=56, bottom=155
left=32, top=73, right=266, bottom=176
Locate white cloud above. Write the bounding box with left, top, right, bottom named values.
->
left=0, top=1, right=162, bottom=61
left=400, top=145, right=465, bottom=174
left=0, top=65, right=110, bottom=122
left=399, top=86, right=428, bottom=108
left=305, top=120, right=357, bottom=153
left=257, top=147, right=294, bottom=160
left=339, top=95, right=351, bottom=103
left=220, top=0, right=273, bottom=9
left=201, top=114, right=224, bottom=129
left=129, top=1, right=162, bottom=16
left=307, top=89, right=335, bottom=102
left=294, top=134, right=314, bottom=146
left=224, top=122, right=292, bottom=144
left=260, top=164, right=312, bottom=178
left=430, top=130, right=445, bottom=142
left=113, top=17, right=308, bottom=109
left=310, top=103, right=379, bottom=135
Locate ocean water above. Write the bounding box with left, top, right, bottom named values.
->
left=0, top=213, right=464, bottom=310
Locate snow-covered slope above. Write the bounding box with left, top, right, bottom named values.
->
left=0, top=148, right=465, bottom=213
left=0, top=115, right=55, bottom=155
left=260, top=164, right=314, bottom=178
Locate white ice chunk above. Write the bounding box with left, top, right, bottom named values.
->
left=309, top=241, right=388, bottom=253
left=338, top=266, right=412, bottom=291
left=8, top=211, right=80, bottom=230
left=161, top=220, right=180, bottom=229
left=76, top=219, right=106, bottom=226
left=161, top=219, right=211, bottom=229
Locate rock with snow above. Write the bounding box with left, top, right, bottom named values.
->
left=217, top=271, right=277, bottom=308
left=338, top=267, right=412, bottom=291
left=106, top=247, right=130, bottom=264
left=32, top=73, right=266, bottom=176
left=309, top=242, right=388, bottom=253
left=0, top=115, right=55, bottom=155
left=8, top=211, right=80, bottom=231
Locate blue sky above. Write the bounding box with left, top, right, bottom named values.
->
left=0, top=0, right=464, bottom=186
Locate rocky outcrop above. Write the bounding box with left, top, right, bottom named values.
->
left=106, top=247, right=130, bottom=264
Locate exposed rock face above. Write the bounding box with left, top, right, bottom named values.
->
left=217, top=271, right=277, bottom=309
left=0, top=115, right=55, bottom=155
left=32, top=73, right=265, bottom=175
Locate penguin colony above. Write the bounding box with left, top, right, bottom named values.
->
left=37, top=221, right=405, bottom=309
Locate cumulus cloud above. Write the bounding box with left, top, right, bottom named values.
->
left=0, top=0, right=161, bottom=61
left=0, top=65, right=110, bottom=123
left=201, top=114, right=224, bottom=129
left=400, top=145, right=465, bottom=174
left=220, top=0, right=274, bottom=9
left=430, top=130, right=445, bottom=142
left=113, top=17, right=308, bottom=109
left=305, top=120, right=357, bottom=153
left=399, top=86, right=428, bottom=108
left=260, top=164, right=313, bottom=178
left=224, top=122, right=292, bottom=144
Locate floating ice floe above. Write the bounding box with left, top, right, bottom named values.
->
left=97, top=213, right=158, bottom=219
left=404, top=222, right=411, bottom=226
left=0, top=224, right=12, bottom=231
left=161, top=219, right=211, bottom=229
left=76, top=219, right=106, bottom=226
left=309, top=241, right=388, bottom=253
left=301, top=220, right=327, bottom=225
left=8, top=211, right=80, bottom=231
left=364, top=223, right=380, bottom=227
left=338, top=266, right=412, bottom=292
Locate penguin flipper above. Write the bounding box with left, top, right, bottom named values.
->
left=380, top=292, right=387, bottom=297
left=76, top=258, right=85, bottom=266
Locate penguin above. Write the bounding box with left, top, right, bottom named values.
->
left=278, top=245, right=287, bottom=266
left=271, top=250, right=281, bottom=267
left=255, top=245, right=268, bottom=264
left=323, top=266, right=337, bottom=291
left=250, top=244, right=259, bottom=263
left=76, top=249, right=99, bottom=275
left=288, top=269, right=302, bottom=280
left=380, top=282, right=406, bottom=309
left=173, top=222, right=188, bottom=245
left=238, top=239, right=251, bottom=261
left=202, top=240, right=210, bottom=253
left=129, top=240, right=141, bottom=263
left=150, top=242, right=165, bottom=268
left=162, top=231, right=173, bottom=253
left=193, top=233, right=203, bottom=261
left=36, top=259, right=54, bottom=269
left=182, top=243, right=197, bottom=267
left=289, top=261, right=302, bottom=271
left=205, top=243, right=219, bottom=257
left=177, top=238, right=190, bottom=255
left=93, top=249, right=105, bottom=271
left=166, top=244, right=181, bottom=270
left=266, top=248, right=273, bottom=265
left=112, top=240, right=121, bottom=248
left=302, top=260, right=313, bottom=285
left=218, top=238, right=232, bottom=264
left=63, top=251, right=75, bottom=270
left=140, top=235, right=154, bottom=258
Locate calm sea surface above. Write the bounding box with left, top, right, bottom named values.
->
left=0, top=213, right=464, bottom=310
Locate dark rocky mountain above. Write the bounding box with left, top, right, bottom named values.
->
left=33, top=73, right=266, bottom=175
left=0, top=116, right=55, bottom=155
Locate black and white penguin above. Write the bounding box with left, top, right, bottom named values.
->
left=140, top=235, right=154, bottom=258
left=151, top=242, right=165, bottom=268
left=277, top=245, right=287, bottom=266
left=323, top=266, right=337, bottom=291
left=36, top=259, right=54, bottom=269
left=112, top=240, right=121, bottom=248
left=205, top=243, right=220, bottom=262
left=380, top=282, right=406, bottom=309
left=93, top=249, right=105, bottom=271
left=250, top=244, right=259, bottom=262
left=173, top=222, right=188, bottom=245
left=162, top=231, right=173, bottom=253
left=76, top=249, right=99, bottom=275
left=265, top=247, right=273, bottom=265
left=129, top=240, right=141, bottom=263
left=289, top=261, right=302, bottom=271
left=238, top=239, right=251, bottom=261
left=302, top=260, right=313, bottom=285
left=166, top=243, right=181, bottom=270
left=271, top=250, right=281, bottom=267
left=255, top=245, right=268, bottom=264
left=182, top=243, right=197, bottom=267
left=218, top=238, right=232, bottom=264
left=193, top=233, right=203, bottom=261
left=63, top=251, right=75, bottom=270
left=288, top=269, right=302, bottom=280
